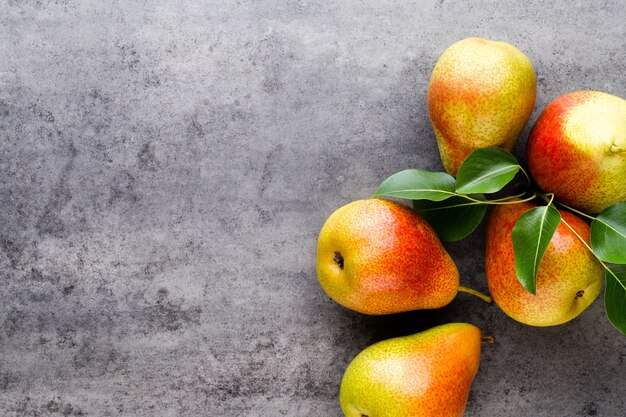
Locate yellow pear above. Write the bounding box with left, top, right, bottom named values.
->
left=339, top=323, right=482, bottom=417
left=428, top=37, right=536, bottom=175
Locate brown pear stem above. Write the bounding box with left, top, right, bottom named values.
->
left=610, top=141, right=624, bottom=154
left=481, top=336, right=495, bottom=344
left=458, top=286, right=492, bottom=303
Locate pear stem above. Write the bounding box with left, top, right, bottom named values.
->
left=610, top=141, right=624, bottom=153
left=458, top=286, right=492, bottom=303
left=518, top=164, right=532, bottom=186
left=480, top=336, right=496, bottom=345
left=481, top=336, right=495, bottom=344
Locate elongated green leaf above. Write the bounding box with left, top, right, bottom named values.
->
left=374, top=169, right=456, bottom=201
left=591, top=201, right=626, bottom=264
left=413, top=195, right=487, bottom=242
left=605, top=265, right=626, bottom=334
left=456, top=147, right=521, bottom=194
left=512, top=205, right=561, bottom=294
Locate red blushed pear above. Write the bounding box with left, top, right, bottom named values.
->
left=316, top=199, right=487, bottom=315
left=527, top=91, right=626, bottom=214
left=486, top=202, right=604, bottom=326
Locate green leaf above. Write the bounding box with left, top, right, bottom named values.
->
left=373, top=169, right=456, bottom=201
left=591, top=201, right=626, bottom=264
left=512, top=205, right=561, bottom=294
left=413, top=195, right=487, bottom=242
left=605, top=265, right=626, bottom=334
left=456, top=147, right=521, bottom=194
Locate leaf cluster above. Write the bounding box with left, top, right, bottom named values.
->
left=373, top=148, right=626, bottom=334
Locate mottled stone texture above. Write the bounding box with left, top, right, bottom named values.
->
left=1, top=1, right=625, bottom=416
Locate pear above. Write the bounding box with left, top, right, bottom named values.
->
left=485, top=202, right=604, bottom=326
left=527, top=90, right=626, bottom=213
left=340, top=323, right=482, bottom=417
left=428, top=37, right=536, bottom=175
left=316, top=199, right=460, bottom=315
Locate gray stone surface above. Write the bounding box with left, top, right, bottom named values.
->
left=1, top=0, right=625, bottom=416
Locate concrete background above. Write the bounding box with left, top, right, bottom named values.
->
left=1, top=1, right=625, bottom=416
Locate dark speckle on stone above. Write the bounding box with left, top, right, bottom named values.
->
left=0, top=372, right=18, bottom=391
left=116, top=40, right=141, bottom=70
left=581, top=402, right=598, bottom=416
left=56, top=325, right=78, bottom=349
left=35, top=141, right=77, bottom=238
left=143, top=259, right=167, bottom=280
left=45, top=397, right=86, bottom=416
left=137, top=142, right=161, bottom=171
left=0, top=99, right=10, bottom=116
left=259, top=144, right=284, bottom=195
left=134, top=302, right=202, bottom=334
left=108, top=170, right=139, bottom=206
left=157, top=287, right=169, bottom=303
left=187, top=114, right=206, bottom=139
left=0, top=236, right=24, bottom=268
left=255, top=204, right=273, bottom=224
left=143, top=71, right=161, bottom=87
left=4, top=308, right=25, bottom=338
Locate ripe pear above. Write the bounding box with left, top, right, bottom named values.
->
left=527, top=91, right=626, bottom=213
left=340, top=323, right=482, bottom=417
left=428, top=37, right=536, bottom=175
left=485, top=202, right=604, bottom=326
left=316, top=199, right=459, bottom=315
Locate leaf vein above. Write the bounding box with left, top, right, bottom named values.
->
left=458, top=165, right=518, bottom=190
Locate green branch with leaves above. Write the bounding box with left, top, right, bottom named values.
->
left=373, top=147, right=626, bottom=334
